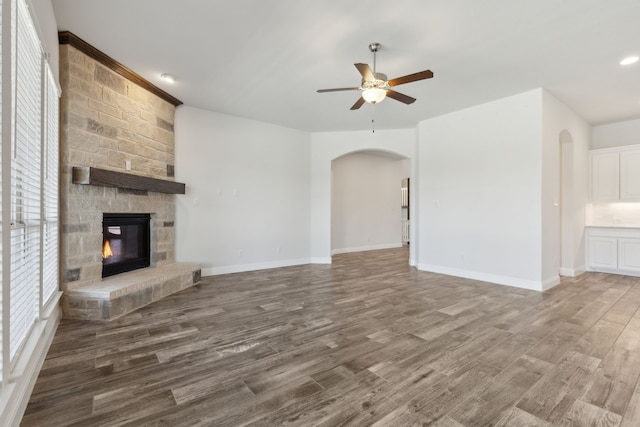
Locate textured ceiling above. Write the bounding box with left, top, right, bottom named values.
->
left=52, top=0, right=640, bottom=132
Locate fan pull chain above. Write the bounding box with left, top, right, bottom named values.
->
left=372, top=104, right=376, bottom=133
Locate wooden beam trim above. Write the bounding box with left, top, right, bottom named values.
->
left=59, top=31, right=183, bottom=107
left=72, top=167, right=186, bottom=195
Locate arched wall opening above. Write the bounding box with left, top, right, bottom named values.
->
left=331, top=150, right=410, bottom=256
left=310, top=129, right=418, bottom=266
left=559, top=129, right=575, bottom=276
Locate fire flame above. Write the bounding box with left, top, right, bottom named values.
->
left=102, top=240, right=113, bottom=259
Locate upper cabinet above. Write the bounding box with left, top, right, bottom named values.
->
left=591, top=151, right=619, bottom=201
left=591, top=145, right=640, bottom=202
left=620, top=150, right=640, bottom=200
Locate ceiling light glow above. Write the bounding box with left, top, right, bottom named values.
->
left=362, top=88, right=387, bottom=104
left=620, top=56, right=639, bottom=66
left=161, top=73, right=176, bottom=83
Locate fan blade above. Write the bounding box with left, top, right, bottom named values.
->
left=388, top=70, right=433, bottom=87
left=350, top=97, right=366, bottom=110
left=317, top=87, right=360, bottom=93
left=354, top=63, right=374, bottom=81
left=386, top=90, right=416, bottom=105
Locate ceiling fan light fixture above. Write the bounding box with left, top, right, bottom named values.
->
left=362, top=88, right=387, bottom=104
left=316, top=42, right=433, bottom=110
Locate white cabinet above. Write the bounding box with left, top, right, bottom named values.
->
left=588, top=236, right=618, bottom=269
left=587, top=227, right=640, bottom=276
left=591, top=152, right=619, bottom=201
left=620, top=150, right=640, bottom=200
left=618, top=238, right=640, bottom=273
left=590, top=146, right=640, bottom=202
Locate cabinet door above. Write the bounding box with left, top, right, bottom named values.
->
left=588, top=237, right=618, bottom=269
left=591, top=152, right=620, bottom=201
left=620, top=150, right=640, bottom=200
left=618, top=238, right=640, bottom=272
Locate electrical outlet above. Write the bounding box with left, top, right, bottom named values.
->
left=125, top=160, right=131, bottom=170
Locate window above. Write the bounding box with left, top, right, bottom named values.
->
left=42, top=64, right=58, bottom=304
left=0, top=0, right=60, bottom=387
left=0, top=0, right=4, bottom=381
left=10, top=0, right=42, bottom=363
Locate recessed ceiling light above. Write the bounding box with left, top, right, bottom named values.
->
left=160, top=73, right=176, bottom=83
left=620, top=56, right=639, bottom=66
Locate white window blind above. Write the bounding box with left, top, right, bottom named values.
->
left=42, top=63, right=58, bottom=305
left=9, top=0, right=41, bottom=362
left=0, top=0, right=4, bottom=379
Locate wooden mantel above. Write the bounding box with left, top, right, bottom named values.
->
left=72, top=167, right=186, bottom=194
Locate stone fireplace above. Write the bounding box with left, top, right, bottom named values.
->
left=59, top=32, right=200, bottom=320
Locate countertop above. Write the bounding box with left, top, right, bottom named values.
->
left=586, top=224, right=640, bottom=229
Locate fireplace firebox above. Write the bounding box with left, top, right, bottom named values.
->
left=102, top=213, right=151, bottom=278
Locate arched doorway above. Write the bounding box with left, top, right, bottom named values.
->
left=559, top=129, right=574, bottom=275
left=331, top=150, right=410, bottom=256
left=309, top=129, right=418, bottom=266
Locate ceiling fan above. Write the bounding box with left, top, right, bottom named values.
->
left=317, top=42, right=434, bottom=110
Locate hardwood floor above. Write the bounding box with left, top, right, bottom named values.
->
left=22, top=247, right=640, bottom=426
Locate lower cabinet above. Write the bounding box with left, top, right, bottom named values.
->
left=619, top=238, right=640, bottom=273
left=587, top=227, right=640, bottom=276
left=588, top=236, right=618, bottom=269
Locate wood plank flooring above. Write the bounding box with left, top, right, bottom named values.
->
left=22, top=247, right=640, bottom=426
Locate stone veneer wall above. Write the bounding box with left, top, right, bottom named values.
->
left=60, top=43, right=178, bottom=290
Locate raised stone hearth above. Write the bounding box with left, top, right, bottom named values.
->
left=62, top=263, right=201, bottom=321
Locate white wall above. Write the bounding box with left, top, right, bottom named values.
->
left=310, top=129, right=417, bottom=264
left=172, top=88, right=591, bottom=289
left=174, top=106, right=311, bottom=275
left=541, top=90, right=590, bottom=282
left=331, top=151, right=408, bottom=254
left=592, top=119, right=640, bottom=149
left=418, top=90, right=544, bottom=290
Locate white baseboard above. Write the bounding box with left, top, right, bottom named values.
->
left=201, top=244, right=409, bottom=275
left=559, top=267, right=574, bottom=277
left=202, top=258, right=311, bottom=276
left=560, top=265, right=586, bottom=277
left=541, top=275, right=561, bottom=291
left=331, top=243, right=402, bottom=255
left=575, top=265, right=587, bottom=276
left=1, top=293, right=61, bottom=427
left=417, top=264, right=545, bottom=291
left=586, top=267, right=640, bottom=278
